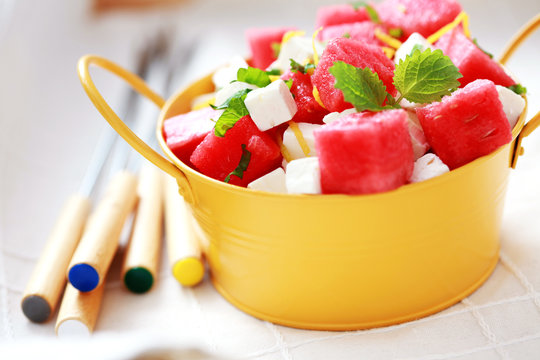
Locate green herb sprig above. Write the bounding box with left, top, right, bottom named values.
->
left=350, top=1, right=380, bottom=23
left=236, top=67, right=272, bottom=87
left=211, top=89, right=252, bottom=137
left=290, top=59, right=316, bottom=74
left=508, top=84, right=527, bottom=95
left=224, top=144, right=251, bottom=183
left=329, top=48, right=462, bottom=112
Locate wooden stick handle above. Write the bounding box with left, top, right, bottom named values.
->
left=55, top=282, right=105, bottom=337
left=121, top=163, right=164, bottom=293
left=164, top=175, right=204, bottom=286
left=68, top=171, right=138, bottom=292
left=21, top=195, right=91, bottom=323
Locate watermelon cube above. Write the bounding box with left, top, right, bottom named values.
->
left=315, top=4, right=371, bottom=28
left=416, top=79, right=512, bottom=169
left=190, top=116, right=282, bottom=187
left=314, top=109, right=414, bottom=194
left=312, top=38, right=396, bottom=112
left=318, top=21, right=385, bottom=47
left=376, top=0, right=462, bottom=40
left=246, top=27, right=296, bottom=70
left=436, top=28, right=515, bottom=87
left=281, top=71, right=329, bottom=124
left=163, top=107, right=219, bottom=166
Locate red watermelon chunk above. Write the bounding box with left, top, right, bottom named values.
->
left=312, top=38, right=396, bottom=112
left=190, top=116, right=282, bottom=187
left=246, top=27, right=296, bottom=70
left=315, top=4, right=371, bottom=28
left=163, top=107, right=219, bottom=166
left=281, top=71, right=329, bottom=124
left=314, top=109, right=414, bottom=194
left=436, top=28, right=515, bottom=87
left=416, top=79, right=512, bottom=170
left=376, top=0, right=462, bottom=40
left=318, top=21, right=385, bottom=46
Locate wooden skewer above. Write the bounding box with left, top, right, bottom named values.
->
left=164, top=175, right=205, bottom=286
left=67, top=171, right=138, bottom=292
left=55, top=282, right=105, bottom=337
left=20, top=195, right=91, bottom=323
left=121, top=163, right=164, bottom=293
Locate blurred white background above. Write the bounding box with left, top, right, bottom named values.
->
left=1, top=0, right=540, bottom=359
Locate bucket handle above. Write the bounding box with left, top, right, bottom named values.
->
left=500, top=13, right=540, bottom=169
left=77, top=55, right=195, bottom=204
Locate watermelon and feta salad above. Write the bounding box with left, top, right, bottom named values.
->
left=163, top=0, right=527, bottom=195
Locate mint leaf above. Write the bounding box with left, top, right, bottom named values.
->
left=329, top=61, right=388, bottom=112
left=385, top=94, right=400, bottom=109
left=343, top=32, right=351, bottom=39
left=224, top=144, right=251, bottom=183
left=265, top=69, right=281, bottom=76
left=214, top=95, right=250, bottom=137
left=290, top=59, right=316, bottom=74
left=237, top=67, right=271, bottom=87
left=472, top=38, right=493, bottom=59
left=508, top=84, right=527, bottom=95
left=284, top=78, right=293, bottom=90
left=389, top=27, right=403, bottom=38
left=271, top=42, right=281, bottom=59
left=409, top=44, right=423, bottom=56
left=350, top=2, right=380, bottom=23
left=394, top=48, right=462, bottom=104
left=214, top=88, right=252, bottom=109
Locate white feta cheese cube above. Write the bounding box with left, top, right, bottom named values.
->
left=407, top=111, right=429, bottom=160
left=286, top=157, right=321, bottom=194
left=247, top=168, right=287, bottom=193
left=322, top=108, right=357, bottom=124
left=282, top=123, right=321, bottom=159
left=270, top=36, right=325, bottom=72
left=212, top=56, right=249, bottom=89
left=214, top=81, right=258, bottom=108
left=394, top=32, right=433, bottom=65
left=244, top=80, right=297, bottom=131
left=410, top=153, right=449, bottom=183
left=496, top=85, right=525, bottom=130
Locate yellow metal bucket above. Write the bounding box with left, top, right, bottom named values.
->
left=78, top=15, right=540, bottom=330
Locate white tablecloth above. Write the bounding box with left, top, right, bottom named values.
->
left=2, top=0, right=540, bottom=359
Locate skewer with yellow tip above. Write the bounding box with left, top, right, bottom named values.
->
left=164, top=175, right=205, bottom=287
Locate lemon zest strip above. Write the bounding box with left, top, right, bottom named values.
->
left=282, top=30, right=305, bottom=44
left=312, top=86, right=326, bottom=109
left=382, top=46, right=396, bottom=59
left=275, top=134, right=293, bottom=163
left=375, top=28, right=402, bottom=49
left=427, top=11, right=471, bottom=44
left=288, top=121, right=311, bottom=157
left=312, top=27, right=323, bottom=65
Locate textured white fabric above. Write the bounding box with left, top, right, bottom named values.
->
left=2, top=0, right=540, bottom=359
